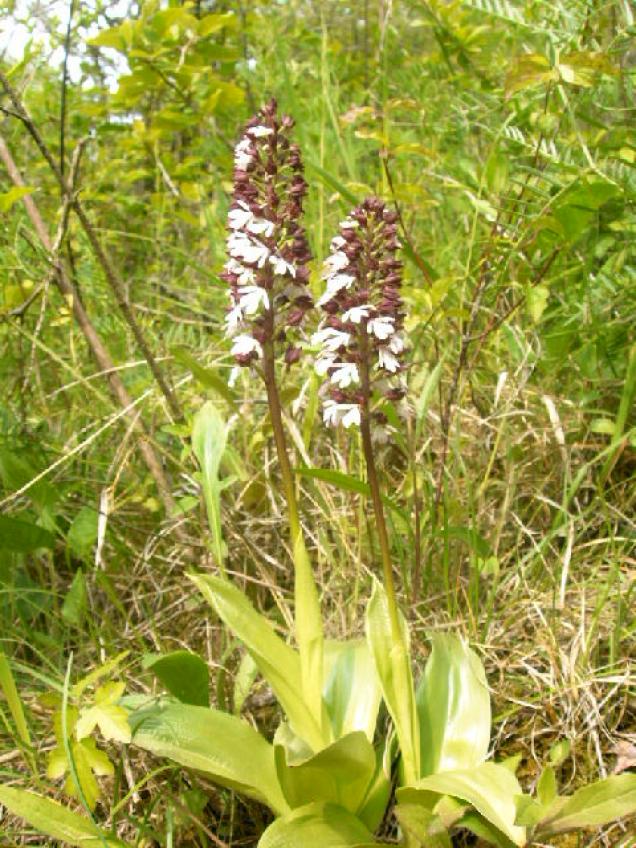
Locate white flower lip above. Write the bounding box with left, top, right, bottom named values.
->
left=231, top=334, right=263, bottom=358
left=237, top=285, right=269, bottom=315
left=315, top=352, right=338, bottom=376
left=323, top=251, right=349, bottom=275
left=248, top=217, right=275, bottom=237
left=312, top=327, right=350, bottom=351
left=329, top=362, right=359, bottom=389
left=269, top=254, right=296, bottom=277
left=378, top=348, right=400, bottom=373
left=330, top=235, right=346, bottom=251
left=316, top=273, right=356, bottom=306
left=389, top=334, right=404, bottom=354
left=323, top=400, right=361, bottom=428
left=342, top=304, right=372, bottom=324
left=225, top=303, right=244, bottom=335
left=228, top=232, right=270, bottom=267
left=368, top=316, right=395, bottom=340
left=234, top=138, right=253, bottom=170
left=248, top=125, right=274, bottom=138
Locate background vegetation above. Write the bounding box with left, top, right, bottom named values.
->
left=0, top=0, right=634, bottom=844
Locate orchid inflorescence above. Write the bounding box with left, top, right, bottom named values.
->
left=313, top=197, right=407, bottom=435
left=221, top=98, right=313, bottom=374
left=222, top=102, right=407, bottom=442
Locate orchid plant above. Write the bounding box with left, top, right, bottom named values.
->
left=1, top=101, right=635, bottom=848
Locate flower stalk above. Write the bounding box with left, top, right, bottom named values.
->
left=222, top=100, right=325, bottom=736
left=314, top=197, right=407, bottom=643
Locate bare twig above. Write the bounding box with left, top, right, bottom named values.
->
left=0, top=69, right=183, bottom=421
left=0, top=133, right=182, bottom=523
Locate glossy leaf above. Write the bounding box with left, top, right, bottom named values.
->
left=0, top=514, right=55, bottom=552
left=365, top=578, right=420, bottom=783
left=292, top=532, right=326, bottom=746
left=323, top=640, right=382, bottom=742
left=356, top=742, right=392, bottom=832
left=258, top=801, right=377, bottom=848
left=0, top=786, right=125, bottom=847
left=458, top=811, right=519, bottom=848
left=398, top=763, right=526, bottom=846
left=395, top=804, right=452, bottom=847
left=536, top=773, right=636, bottom=836
left=416, top=633, right=491, bottom=776
left=143, top=650, right=209, bottom=707
left=0, top=652, right=32, bottom=751
left=275, top=730, right=376, bottom=814
left=189, top=573, right=326, bottom=749
left=131, top=700, right=288, bottom=815
left=191, top=402, right=230, bottom=569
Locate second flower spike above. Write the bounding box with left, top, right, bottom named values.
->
left=314, top=197, right=407, bottom=435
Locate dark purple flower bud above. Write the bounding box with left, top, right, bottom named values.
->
left=223, top=101, right=313, bottom=370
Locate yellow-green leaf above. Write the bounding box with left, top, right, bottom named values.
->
left=0, top=787, right=126, bottom=847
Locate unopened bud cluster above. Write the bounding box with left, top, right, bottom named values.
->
left=221, top=98, right=313, bottom=370
left=313, top=197, right=406, bottom=434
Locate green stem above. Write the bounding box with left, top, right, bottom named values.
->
left=262, top=329, right=325, bottom=740
left=358, top=336, right=402, bottom=643
left=262, top=339, right=302, bottom=548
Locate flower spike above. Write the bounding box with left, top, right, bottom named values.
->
left=221, top=98, right=313, bottom=369
left=314, top=197, right=406, bottom=436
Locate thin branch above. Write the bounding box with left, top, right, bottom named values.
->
left=0, top=69, right=183, bottom=421
left=0, top=133, right=183, bottom=525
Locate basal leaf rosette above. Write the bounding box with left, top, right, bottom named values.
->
left=221, top=98, right=313, bottom=378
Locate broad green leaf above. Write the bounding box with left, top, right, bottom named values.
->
left=365, top=579, right=420, bottom=784
left=536, top=773, right=636, bottom=836
left=131, top=700, right=288, bottom=815
left=198, top=11, right=235, bottom=36
left=526, top=284, right=549, bottom=323
left=0, top=185, right=35, bottom=212
left=548, top=738, right=571, bottom=767
left=0, top=786, right=125, bottom=847
left=323, top=640, right=382, bottom=742
left=0, top=653, right=31, bottom=748
left=258, top=801, right=377, bottom=848
left=556, top=51, right=616, bottom=87
left=191, top=402, right=230, bottom=569
left=416, top=633, right=491, bottom=776
left=143, top=650, right=209, bottom=707
left=275, top=731, right=376, bottom=814
left=189, top=573, right=326, bottom=750
left=458, top=811, right=519, bottom=847
left=398, top=763, right=526, bottom=846
left=0, top=514, right=55, bottom=552
left=395, top=804, right=452, bottom=847
left=67, top=507, right=99, bottom=561
left=537, top=766, right=557, bottom=806
left=233, top=651, right=258, bottom=714
left=76, top=682, right=131, bottom=743
left=356, top=743, right=392, bottom=832
left=505, top=53, right=556, bottom=95
left=62, top=570, right=88, bottom=626
left=292, top=532, right=326, bottom=748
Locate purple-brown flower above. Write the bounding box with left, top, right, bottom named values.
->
left=221, top=99, right=313, bottom=373
left=313, top=197, right=406, bottom=435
